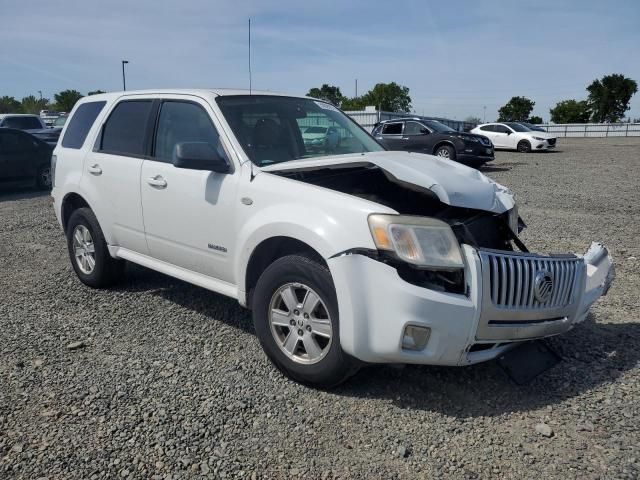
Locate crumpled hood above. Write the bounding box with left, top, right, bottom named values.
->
left=260, top=151, right=515, bottom=214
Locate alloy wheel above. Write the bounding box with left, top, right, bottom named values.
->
left=268, top=282, right=332, bottom=365
left=72, top=225, right=96, bottom=274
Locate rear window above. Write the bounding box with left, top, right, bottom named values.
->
left=61, top=101, right=106, bottom=149
left=480, top=125, right=495, bottom=132
left=2, top=116, right=43, bottom=130
left=100, top=100, right=153, bottom=156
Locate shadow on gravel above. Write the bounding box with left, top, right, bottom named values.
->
left=479, top=166, right=512, bottom=173
left=113, top=263, right=254, bottom=334
left=334, top=314, right=640, bottom=417
left=0, top=186, right=49, bottom=203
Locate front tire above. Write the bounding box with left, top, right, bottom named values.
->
left=66, top=208, right=124, bottom=288
left=435, top=144, right=456, bottom=160
left=251, top=255, right=358, bottom=388
left=517, top=140, right=532, bottom=153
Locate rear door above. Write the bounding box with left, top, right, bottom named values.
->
left=374, top=121, right=404, bottom=150
left=80, top=99, right=155, bottom=254
left=140, top=96, right=239, bottom=282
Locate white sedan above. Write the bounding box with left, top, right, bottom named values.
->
left=471, top=122, right=556, bottom=152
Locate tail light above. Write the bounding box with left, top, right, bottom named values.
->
left=51, top=154, right=57, bottom=187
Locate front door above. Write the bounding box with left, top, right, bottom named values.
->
left=492, top=124, right=512, bottom=148
left=140, top=97, right=239, bottom=283
left=401, top=121, right=433, bottom=153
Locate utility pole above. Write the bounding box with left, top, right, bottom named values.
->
left=355, top=79, right=358, bottom=97
left=483, top=105, right=486, bottom=123
left=37, top=90, right=42, bottom=101
left=122, top=60, right=129, bottom=91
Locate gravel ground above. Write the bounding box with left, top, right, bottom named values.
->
left=1, top=138, right=639, bottom=479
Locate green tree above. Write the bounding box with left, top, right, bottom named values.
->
left=528, top=116, right=543, bottom=124
left=340, top=96, right=367, bottom=111
left=549, top=99, right=591, bottom=123
left=87, top=90, right=106, bottom=96
left=497, top=96, right=535, bottom=122
left=361, top=82, right=411, bottom=112
left=587, top=74, right=638, bottom=122
left=20, top=95, right=50, bottom=114
left=0, top=96, right=22, bottom=113
left=54, top=89, right=84, bottom=112
left=306, top=84, right=344, bottom=106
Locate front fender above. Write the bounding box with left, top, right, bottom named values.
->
left=234, top=202, right=378, bottom=305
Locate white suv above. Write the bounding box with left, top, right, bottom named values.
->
left=471, top=122, right=557, bottom=152
left=51, top=89, right=614, bottom=387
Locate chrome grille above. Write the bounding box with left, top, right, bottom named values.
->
left=483, top=250, right=581, bottom=309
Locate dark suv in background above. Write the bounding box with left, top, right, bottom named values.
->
left=372, top=118, right=494, bottom=167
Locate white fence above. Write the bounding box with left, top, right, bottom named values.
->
left=540, top=123, right=640, bottom=137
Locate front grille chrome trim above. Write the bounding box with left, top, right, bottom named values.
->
left=476, top=249, right=586, bottom=341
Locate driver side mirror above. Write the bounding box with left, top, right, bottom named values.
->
left=420, top=128, right=429, bottom=135
left=173, top=142, right=231, bottom=173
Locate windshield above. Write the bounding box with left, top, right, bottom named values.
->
left=215, top=95, right=383, bottom=166
left=505, top=122, right=532, bottom=132
left=422, top=120, right=456, bottom=133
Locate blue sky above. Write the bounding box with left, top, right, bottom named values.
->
left=1, top=0, right=639, bottom=121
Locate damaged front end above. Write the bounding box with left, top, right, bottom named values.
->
left=269, top=160, right=614, bottom=343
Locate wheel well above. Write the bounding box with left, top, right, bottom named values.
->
left=61, top=193, right=90, bottom=231
left=245, top=237, right=325, bottom=305
left=433, top=141, right=455, bottom=154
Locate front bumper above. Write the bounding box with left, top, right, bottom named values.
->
left=328, top=242, right=614, bottom=366
left=533, top=138, right=557, bottom=150
left=458, top=144, right=494, bottom=166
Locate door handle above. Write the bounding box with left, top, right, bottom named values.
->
left=88, top=164, right=102, bottom=175
left=401, top=137, right=410, bottom=140
left=146, top=175, right=167, bottom=188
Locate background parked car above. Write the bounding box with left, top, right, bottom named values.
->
left=372, top=118, right=494, bottom=167
left=471, top=122, right=557, bottom=152
left=520, top=122, right=546, bottom=132
left=0, top=128, right=53, bottom=189
left=0, top=114, right=48, bottom=133
left=301, top=125, right=341, bottom=151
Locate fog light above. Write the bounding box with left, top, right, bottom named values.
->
left=402, top=325, right=431, bottom=351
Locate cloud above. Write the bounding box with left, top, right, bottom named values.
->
left=1, top=0, right=638, bottom=120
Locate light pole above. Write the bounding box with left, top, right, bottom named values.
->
left=37, top=90, right=42, bottom=101
left=483, top=105, right=486, bottom=123
left=121, top=60, right=129, bottom=91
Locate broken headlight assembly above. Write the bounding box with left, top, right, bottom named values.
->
left=368, top=214, right=464, bottom=270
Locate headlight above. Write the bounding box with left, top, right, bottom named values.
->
left=532, top=136, right=545, bottom=141
left=458, top=135, right=479, bottom=143
left=368, top=214, right=464, bottom=269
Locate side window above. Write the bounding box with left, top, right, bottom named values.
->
left=100, top=100, right=153, bottom=156
left=479, top=125, right=494, bottom=132
left=62, top=101, right=106, bottom=149
left=381, top=122, right=403, bottom=135
left=495, top=125, right=509, bottom=134
left=404, top=121, right=427, bottom=135
left=153, top=101, right=226, bottom=163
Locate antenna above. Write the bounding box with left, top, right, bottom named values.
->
left=248, top=18, right=252, bottom=94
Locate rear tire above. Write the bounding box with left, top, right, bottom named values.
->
left=435, top=144, right=456, bottom=160
left=251, top=254, right=358, bottom=388
left=66, top=208, right=124, bottom=288
left=517, top=140, right=532, bottom=153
